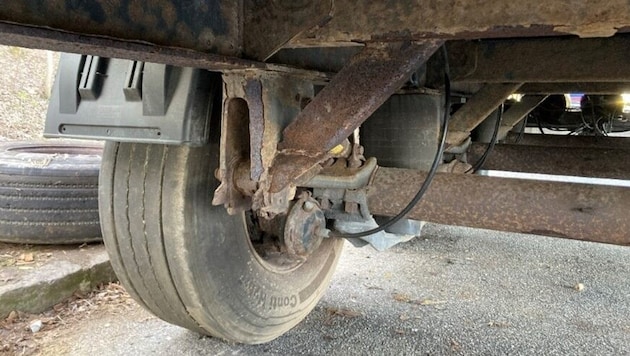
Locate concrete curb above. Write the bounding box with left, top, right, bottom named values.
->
left=0, top=248, right=116, bottom=318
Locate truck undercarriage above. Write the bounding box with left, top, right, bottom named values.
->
left=2, top=1, right=630, bottom=343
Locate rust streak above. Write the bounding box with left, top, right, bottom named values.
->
left=368, top=168, right=630, bottom=246
left=269, top=40, right=443, bottom=193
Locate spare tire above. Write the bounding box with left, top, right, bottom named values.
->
left=0, top=141, right=103, bottom=244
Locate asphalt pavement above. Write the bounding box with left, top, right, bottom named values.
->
left=39, top=223, right=630, bottom=355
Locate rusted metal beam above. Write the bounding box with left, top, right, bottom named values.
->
left=243, top=1, right=333, bottom=60
left=214, top=74, right=315, bottom=214
left=0, top=1, right=242, bottom=56
left=5, top=1, right=630, bottom=64
left=447, top=83, right=523, bottom=146
left=448, top=35, right=630, bottom=83
left=497, top=96, right=548, bottom=139
left=292, top=0, right=630, bottom=47
left=504, top=133, right=630, bottom=150
left=267, top=40, right=443, bottom=194
left=368, top=169, right=630, bottom=245
left=0, top=1, right=334, bottom=62
left=520, top=83, right=630, bottom=94
left=468, top=143, right=630, bottom=179
left=269, top=47, right=361, bottom=74
left=0, top=22, right=328, bottom=80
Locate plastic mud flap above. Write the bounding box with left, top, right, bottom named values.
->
left=45, top=53, right=219, bottom=145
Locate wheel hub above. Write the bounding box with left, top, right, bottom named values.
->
left=283, top=192, right=328, bottom=257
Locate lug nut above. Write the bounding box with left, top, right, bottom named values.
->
left=303, top=200, right=316, bottom=212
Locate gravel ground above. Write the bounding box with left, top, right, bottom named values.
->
left=32, top=224, right=630, bottom=355
left=0, top=45, right=58, bottom=141
left=0, top=47, right=109, bottom=356
left=1, top=44, right=629, bottom=355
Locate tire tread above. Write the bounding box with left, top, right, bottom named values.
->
left=100, top=142, right=342, bottom=343
left=104, top=143, right=201, bottom=331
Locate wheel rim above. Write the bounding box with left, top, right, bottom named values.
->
left=245, top=212, right=307, bottom=273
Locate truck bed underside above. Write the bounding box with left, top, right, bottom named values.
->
left=2, top=1, right=630, bottom=246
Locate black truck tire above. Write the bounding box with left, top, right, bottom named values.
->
left=0, top=141, right=103, bottom=244
left=99, top=142, right=344, bottom=344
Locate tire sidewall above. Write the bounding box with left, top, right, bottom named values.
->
left=0, top=141, right=102, bottom=244
left=0, top=141, right=102, bottom=177
left=162, top=144, right=343, bottom=342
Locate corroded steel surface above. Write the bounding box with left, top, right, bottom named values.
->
left=283, top=193, right=327, bottom=257
left=268, top=41, right=443, bottom=193
left=0, top=22, right=330, bottom=80
left=244, top=0, right=333, bottom=60
left=468, top=143, right=630, bottom=179
left=0, top=1, right=242, bottom=56
left=520, top=83, right=630, bottom=94
left=368, top=168, right=630, bottom=245
left=505, top=134, right=630, bottom=150
left=447, top=83, right=522, bottom=145
left=244, top=79, right=265, bottom=182
left=4, top=1, right=630, bottom=57
left=279, top=41, right=443, bottom=154
left=3, top=1, right=630, bottom=65
left=217, top=74, right=315, bottom=215
left=496, top=95, right=548, bottom=139
left=448, top=35, right=630, bottom=83
left=293, top=0, right=630, bottom=46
